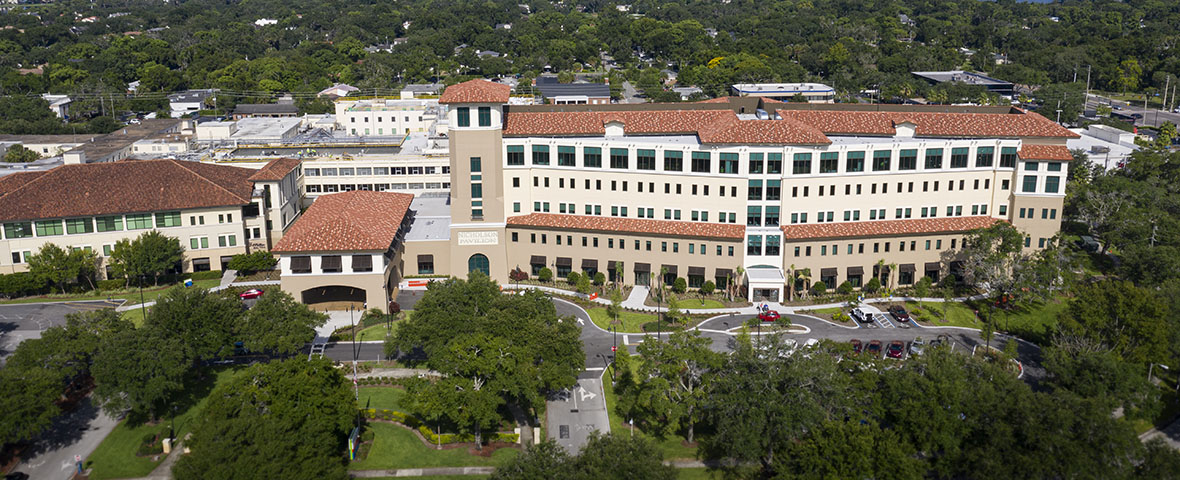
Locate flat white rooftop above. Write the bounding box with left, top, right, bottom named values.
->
left=732, top=83, right=835, bottom=94
left=404, top=194, right=451, bottom=242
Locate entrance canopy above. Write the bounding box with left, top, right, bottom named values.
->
left=745, top=266, right=786, bottom=303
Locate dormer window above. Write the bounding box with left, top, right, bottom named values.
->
left=604, top=120, right=624, bottom=137
left=894, top=121, right=916, bottom=138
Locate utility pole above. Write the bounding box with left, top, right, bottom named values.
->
left=1085, top=65, right=1092, bottom=97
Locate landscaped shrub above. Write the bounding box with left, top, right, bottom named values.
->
left=642, top=321, right=683, bottom=332
left=417, top=425, right=475, bottom=445
left=593, top=272, right=606, bottom=286
left=97, top=279, right=126, bottom=290
left=0, top=271, right=51, bottom=298
left=811, top=281, right=827, bottom=295
left=837, top=281, right=855, bottom=295
left=699, top=280, right=715, bottom=295
left=227, top=251, right=277, bottom=275
left=490, top=433, right=520, bottom=443
left=509, top=268, right=528, bottom=283
left=538, top=267, right=553, bottom=283
left=672, top=277, right=687, bottom=294
left=566, top=271, right=581, bottom=286
left=361, top=308, right=387, bottom=327
left=864, top=277, right=881, bottom=293
left=136, top=433, right=163, bottom=456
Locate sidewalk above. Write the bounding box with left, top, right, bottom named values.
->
left=115, top=280, right=281, bottom=312
left=350, top=467, right=495, bottom=477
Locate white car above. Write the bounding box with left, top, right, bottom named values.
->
left=850, top=308, right=868, bottom=322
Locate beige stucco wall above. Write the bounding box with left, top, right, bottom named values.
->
left=504, top=226, right=743, bottom=286
left=780, top=231, right=975, bottom=289
left=278, top=249, right=402, bottom=312
left=0, top=205, right=248, bottom=276
left=403, top=239, right=452, bottom=276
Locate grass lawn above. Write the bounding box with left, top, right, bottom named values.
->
left=998, top=299, right=1067, bottom=345
left=669, top=298, right=725, bottom=309
left=364, top=477, right=489, bottom=480
left=905, top=301, right=979, bottom=328
left=587, top=307, right=657, bottom=333
left=0, top=278, right=221, bottom=305
left=120, top=308, right=147, bottom=327
left=349, top=422, right=517, bottom=470
left=679, top=468, right=723, bottom=479
left=359, top=386, right=406, bottom=411
left=603, top=365, right=697, bottom=461
left=808, top=306, right=843, bottom=315
left=86, top=366, right=246, bottom=479
left=358, top=322, right=399, bottom=342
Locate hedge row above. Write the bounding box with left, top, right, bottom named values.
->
left=356, top=376, right=418, bottom=386
left=360, top=408, right=518, bottom=445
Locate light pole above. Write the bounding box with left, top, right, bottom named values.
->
left=350, top=305, right=358, bottom=402
left=138, top=274, right=146, bottom=318
left=1149, top=363, right=1168, bottom=383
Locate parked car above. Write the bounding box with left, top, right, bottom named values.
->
left=239, top=288, right=264, bottom=299
left=850, top=339, right=863, bottom=354
left=888, top=305, right=910, bottom=322
left=887, top=341, right=905, bottom=359
left=758, top=310, right=780, bottom=322
left=850, top=308, right=868, bottom=322
left=909, top=337, right=925, bottom=356
left=867, top=340, right=882, bottom=357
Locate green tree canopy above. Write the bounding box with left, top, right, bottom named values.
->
left=172, top=358, right=353, bottom=480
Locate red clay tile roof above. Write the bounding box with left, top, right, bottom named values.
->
left=780, top=216, right=1000, bottom=241
left=0, top=171, right=47, bottom=197
left=248, top=157, right=301, bottom=181
left=272, top=191, right=414, bottom=253
left=504, top=110, right=830, bottom=145
left=1018, top=144, right=1073, bottom=161
left=777, top=110, right=1079, bottom=139
left=439, top=79, right=511, bottom=104
left=0, top=160, right=256, bottom=222
left=507, top=213, right=745, bottom=240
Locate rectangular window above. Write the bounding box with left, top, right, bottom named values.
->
left=899, top=149, right=917, bottom=170
left=872, top=150, right=891, bottom=171
left=925, top=148, right=943, bottom=169
left=747, top=206, right=762, bottom=226
left=507, top=145, right=525, bottom=165
left=766, top=235, right=781, bottom=256
left=765, top=206, right=780, bottom=226
left=95, top=215, right=122, bottom=232
left=551, top=146, right=574, bottom=167
left=1047, top=162, right=1063, bottom=172
left=664, top=151, right=683, bottom=171
left=477, top=106, right=491, bottom=127
left=1000, top=147, right=1018, bottom=168
left=747, top=235, right=762, bottom=256
left=1022, top=175, right=1037, bottom=193
left=846, top=151, right=865, bottom=172
left=767, top=153, right=783, bottom=174
left=1045, top=176, right=1060, bottom=193
left=975, top=146, right=995, bottom=167
left=748, top=180, right=763, bottom=200
left=532, top=145, right=550, bottom=165
left=636, top=149, right=656, bottom=170
left=749, top=153, right=763, bottom=174
left=691, top=152, right=710, bottom=173
left=610, top=148, right=629, bottom=169
left=792, top=153, right=812, bottom=175
left=65, top=218, right=94, bottom=234
left=766, top=180, right=781, bottom=201
left=819, top=152, right=838, bottom=173
left=33, top=220, right=63, bottom=236
left=154, top=211, right=181, bottom=228
left=720, top=153, right=739, bottom=174
left=581, top=147, right=601, bottom=168
left=950, top=147, right=969, bottom=168
left=456, top=107, right=470, bottom=127
left=125, top=214, right=152, bottom=230
left=471, top=183, right=483, bottom=199
left=1025, top=161, right=1039, bottom=171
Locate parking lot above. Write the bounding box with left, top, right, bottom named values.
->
left=0, top=300, right=122, bottom=360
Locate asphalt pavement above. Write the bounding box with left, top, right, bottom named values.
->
left=12, top=396, right=120, bottom=480
left=1087, top=93, right=1180, bottom=128
left=0, top=300, right=123, bottom=361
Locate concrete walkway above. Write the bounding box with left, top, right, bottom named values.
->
left=350, top=467, right=495, bottom=477
left=115, top=280, right=281, bottom=312
left=620, top=285, right=649, bottom=309
left=219, top=269, right=238, bottom=288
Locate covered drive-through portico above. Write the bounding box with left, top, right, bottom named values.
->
left=746, top=265, right=785, bottom=302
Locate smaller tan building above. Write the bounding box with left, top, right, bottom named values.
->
left=273, top=190, right=414, bottom=313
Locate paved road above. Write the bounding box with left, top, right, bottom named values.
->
left=0, top=300, right=122, bottom=360
left=620, top=81, right=644, bottom=104
left=12, top=396, right=120, bottom=480
left=1087, top=93, right=1180, bottom=128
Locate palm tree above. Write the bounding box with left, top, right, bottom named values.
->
left=795, top=268, right=812, bottom=299
left=786, top=264, right=796, bottom=302
left=887, top=262, right=897, bottom=292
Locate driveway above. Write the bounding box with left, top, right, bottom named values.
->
left=0, top=300, right=122, bottom=361
left=12, top=396, right=120, bottom=480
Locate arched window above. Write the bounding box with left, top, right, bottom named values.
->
left=468, top=253, right=490, bottom=276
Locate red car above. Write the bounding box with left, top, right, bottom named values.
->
left=757, top=310, right=780, bottom=322
left=867, top=340, right=882, bottom=356
left=886, top=340, right=905, bottom=359
left=850, top=339, right=863, bottom=354
left=239, top=288, right=264, bottom=299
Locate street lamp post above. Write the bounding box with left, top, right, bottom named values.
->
left=138, top=274, right=146, bottom=318
left=350, top=305, right=358, bottom=402
left=1149, top=363, right=1169, bottom=383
